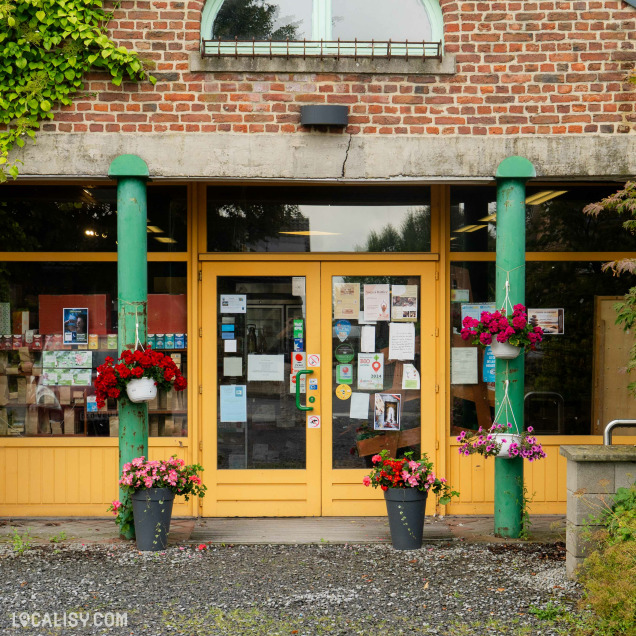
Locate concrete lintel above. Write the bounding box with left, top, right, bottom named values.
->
left=15, top=133, right=636, bottom=181
left=190, top=52, right=457, bottom=75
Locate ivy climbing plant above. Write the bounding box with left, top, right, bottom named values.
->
left=0, top=0, right=155, bottom=182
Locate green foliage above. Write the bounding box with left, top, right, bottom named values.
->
left=0, top=0, right=155, bottom=182
left=49, top=530, right=67, bottom=543
left=11, top=527, right=33, bottom=553
left=359, top=208, right=431, bottom=252
left=212, top=0, right=299, bottom=41
left=584, top=183, right=636, bottom=395
left=577, top=481, right=636, bottom=635
left=605, top=482, right=636, bottom=545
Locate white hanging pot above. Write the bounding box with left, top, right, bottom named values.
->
left=490, top=340, right=521, bottom=359
left=492, top=433, right=522, bottom=458
left=126, top=377, right=157, bottom=403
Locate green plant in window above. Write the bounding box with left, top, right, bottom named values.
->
left=0, top=0, right=155, bottom=182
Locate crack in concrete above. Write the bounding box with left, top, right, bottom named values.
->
left=341, top=134, right=353, bottom=178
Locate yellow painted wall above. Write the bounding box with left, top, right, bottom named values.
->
left=446, top=436, right=633, bottom=515
left=0, top=439, right=192, bottom=517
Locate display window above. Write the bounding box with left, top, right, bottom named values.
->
left=449, top=260, right=636, bottom=437
left=0, top=262, right=187, bottom=437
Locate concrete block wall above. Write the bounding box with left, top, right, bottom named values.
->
left=561, top=445, right=636, bottom=578
left=38, top=0, right=636, bottom=137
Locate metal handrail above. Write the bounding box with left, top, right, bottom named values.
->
left=603, top=419, right=636, bottom=445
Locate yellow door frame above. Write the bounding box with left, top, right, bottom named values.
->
left=200, top=260, right=322, bottom=517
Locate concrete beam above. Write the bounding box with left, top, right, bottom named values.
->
left=14, top=133, right=636, bottom=181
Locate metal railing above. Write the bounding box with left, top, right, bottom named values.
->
left=201, top=38, right=442, bottom=60
left=603, top=419, right=636, bottom=445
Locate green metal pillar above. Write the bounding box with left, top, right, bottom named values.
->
left=494, top=156, right=535, bottom=538
left=108, top=154, right=149, bottom=539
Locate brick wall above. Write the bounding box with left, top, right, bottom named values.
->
left=41, top=0, right=636, bottom=136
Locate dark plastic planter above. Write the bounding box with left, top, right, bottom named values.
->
left=384, top=488, right=428, bottom=550
left=131, top=487, right=175, bottom=551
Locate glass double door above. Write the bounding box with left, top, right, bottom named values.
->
left=201, top=260, right=436, bottom=516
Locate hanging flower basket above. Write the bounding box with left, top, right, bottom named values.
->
left=490, top=341, right=521, bottom=360
left=94, top=347, right=187, bottom=409
left=461, top=304, right=543, bottom=353
left=491, top=432, right=522, bottom=457
left=126, top=377, right=157, bottom=403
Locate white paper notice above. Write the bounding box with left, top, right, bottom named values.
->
left=292, top=277, right=306, bottom=297
left=361, top=325, right=376, bottom=353
left=451, top=347, right=478, bottom=384
left=247, top=354, right=285, bottom=382
left=402, top=364, right=420, bottom=390
left=364, top=284, right=390, bottom=322
left=220, top=295, right=247, bottom=313
left=223, top=357, right=243, bottom=377
left=389, top=323, right=415, bottom=361
left=224, top=339, right=237, bottom=353
left=350, top=392, right=370, bottom=419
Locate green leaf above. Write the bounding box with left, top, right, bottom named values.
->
left=40, top=100, right=51, bottom=111
left=36, top=11, right=46, bottom=21
left=64, top=69, right=75, bottom=80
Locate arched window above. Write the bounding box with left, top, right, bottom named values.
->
left=201, top=0, right=444, bottom=58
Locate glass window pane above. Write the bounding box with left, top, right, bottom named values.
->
left=0, top=262, right=187, bottom=438
left=0, top=185, right=186, bottom=252
left=449, top=261, right=636, bottom=436
left=217, top=276, right=306, bottom=469
left=331, top=275, right=421, bottom=468
left=207, top=187, right=431, bottom=252
left=212, top=0, right=312, bottom=40
left=450, top=185, right=636, bottom=253
left=332, top=0, right=432, bottom=41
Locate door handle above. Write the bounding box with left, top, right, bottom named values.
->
left=295, top=369, right=314, bottom=411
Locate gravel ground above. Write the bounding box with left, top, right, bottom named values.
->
left=0, top=540, right=581, bottom=635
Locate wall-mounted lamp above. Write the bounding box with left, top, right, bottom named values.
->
left=301, top=105, right=349, bottom=127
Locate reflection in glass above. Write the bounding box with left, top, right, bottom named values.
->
left=0, top=262, right=188, bottom=438
left=449, top=261, right=636, bottom=436
left=331, top=275, right=421, bottom=468
left=0, top=186, right=187, bottom=252
left=207, top=187, right=431, bottom=253
left=217, top=276, right=306, bottom=469
left=332, top=0, right=432, bottom=41
left=450, top=185, right=636, bottom=253
left=212, top=0, right=312, bottom=40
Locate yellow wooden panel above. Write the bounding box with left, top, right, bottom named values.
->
left=216, top=484, right=308, bottom=501
left=0, top=449, right=5, bottom=504
left=328, top=500, right=387, bottom=516
left=41, top=448, right=55, bottom=504
left=329, top=483, right=382, bottom=502
left=28, top=448, right=41, bottom=504
left=5, top=448, right=18, bottom=504
left=216, top=501, right=319, bottom=517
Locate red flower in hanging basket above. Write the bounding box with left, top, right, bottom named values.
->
left=94, top=347, right=187, bottom=409
left=460, top=304, right=543, bottom=351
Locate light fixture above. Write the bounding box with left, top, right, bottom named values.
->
left=453, top=224, right=482, bottom=233
left=85, top=229, right=96, bottom=236
left=525, top=190, right=567, bottom=205
left=478, top=214, right=497, bottom=222
left=147, top=225, right=163, bottom=233
left=154, top=237, right=177, bottom=243
left=279, top=231, right=341, bottom=236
